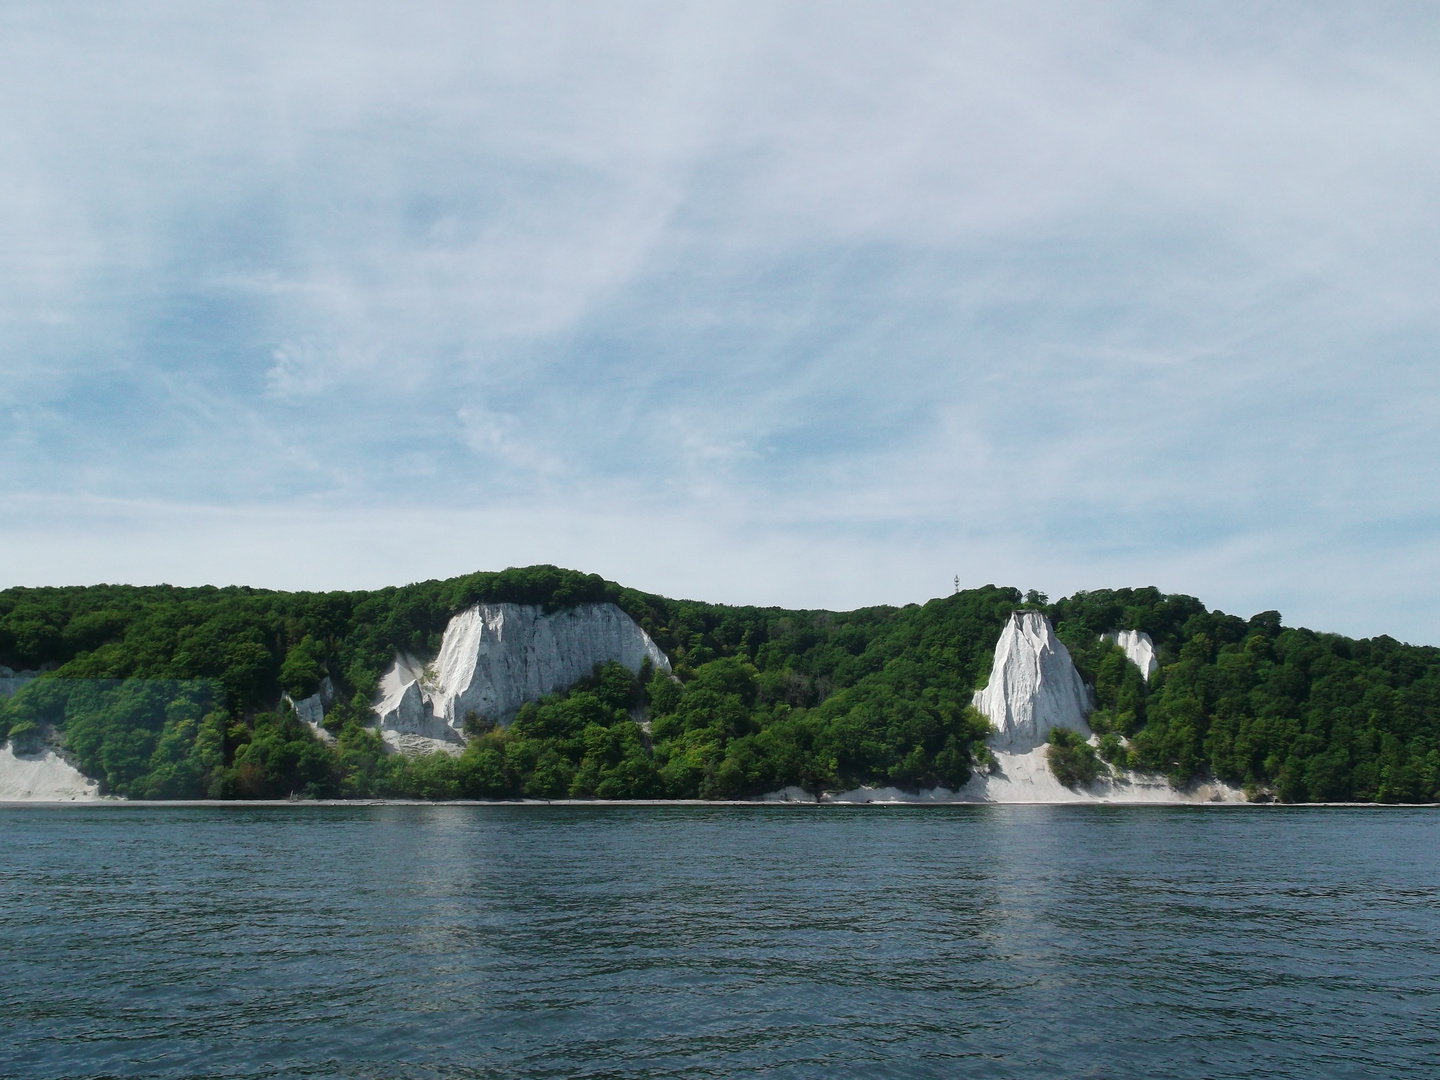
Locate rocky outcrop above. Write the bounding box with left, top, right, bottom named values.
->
left=373, top=602, right=671, bottom=742
left=1101, top=629, right=1159, bottom=682
left=972, top=611, right=1092, bottom=751
left=284, top=677, right=336, bottom=740
left=374, top=654, right=456, bottom=742
left=287, top=677, right=335, bottom=726
left=0, top=743, right=100, bottom=801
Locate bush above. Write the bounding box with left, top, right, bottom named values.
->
left=1097, top=732, right=1126, bottom=766
left=6, top=718, right=42, bottom=754
left=1047, top=727, right=1101, bottom=788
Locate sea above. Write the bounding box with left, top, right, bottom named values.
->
left=2, top=804, right=1437, bottom=1079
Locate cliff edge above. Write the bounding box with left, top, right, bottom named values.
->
left=373, top=602, right=670, bottom=745
left=1101, top=628, right=1159, bottom=682
left=972, top=610, right=1092, bottom=751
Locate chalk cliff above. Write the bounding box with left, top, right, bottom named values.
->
left=972, top=611, right=1092, bottom=751
left=0, top=743, right=100, bottom=801
left=373, top=602, right=671, bottom=742
left=284, top=677, right=336, bottom=740
left=1101, top=628, right=1159, bottom=682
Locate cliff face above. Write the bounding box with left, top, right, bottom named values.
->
left=1101, top=628, right=1159, bottom=682
left=373, top=602, right=671, bottom=740
left=972, top=611, right=1092, bottom=751
left=284, top=676, right=335, bottom=728
left=0, top=743, right=100, bottom=801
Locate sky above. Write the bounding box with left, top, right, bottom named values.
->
left=2, top=1, right=1439, bottom=642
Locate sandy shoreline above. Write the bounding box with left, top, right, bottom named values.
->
left=1, top=738, right=1428, bottom=810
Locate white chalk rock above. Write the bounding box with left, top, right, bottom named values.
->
left=953, top=746, right=1246, bottom=804
left=381, top=730, right=465, bottom=757
left=287, top=676, right=335, bottom=729
left=973, top=611, right=1092, bottom=751
left=373, top=602, right=670, bottom=739
left=1101, top=628, right=1159, bottom=682
left=0, top=743, right=100, bottom=801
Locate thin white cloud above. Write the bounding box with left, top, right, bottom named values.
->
left=1, top=2, right=1438, bottom=639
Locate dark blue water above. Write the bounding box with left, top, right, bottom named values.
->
left=2, top=805, right=1437, bottom=1079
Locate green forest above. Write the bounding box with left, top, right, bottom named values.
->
left=2, top=566, right=1438, bottom=802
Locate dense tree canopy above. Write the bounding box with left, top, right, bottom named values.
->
left=2, top=570, right=1437, bottom=802
left=1052, top=588, right=1440, bottom=802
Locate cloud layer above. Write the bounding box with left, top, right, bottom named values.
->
left=3, top=2, right=1439, bottom=641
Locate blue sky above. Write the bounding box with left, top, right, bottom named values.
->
left=3, top=2, right=1439, bottom=642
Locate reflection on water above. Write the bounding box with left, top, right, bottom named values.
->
left=2, top=805, right=1437, bottom=1078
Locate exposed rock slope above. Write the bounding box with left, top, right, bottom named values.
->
left=291, top=677, right=335, bottom=727
left=1101, top=628, right=1159, bottom=682
left=972, top=611, right=1092, bottom=751
left=786, top=753, right=1244, bottom=804
left=0, top=743, right=100, bottom=801
left=374, top=602, right=670, bottom=743
left=283, top=677, right=336, bottom=742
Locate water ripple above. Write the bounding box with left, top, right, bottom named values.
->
left=1, top=805, right=1437, bottom=1079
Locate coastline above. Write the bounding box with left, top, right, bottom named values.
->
left=2, top=739, right=1428, bottom=809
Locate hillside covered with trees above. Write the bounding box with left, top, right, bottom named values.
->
left=2, top=567, right=1437, bottom=802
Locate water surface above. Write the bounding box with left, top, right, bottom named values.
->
left=3, top=805, right=1437, bottom=1079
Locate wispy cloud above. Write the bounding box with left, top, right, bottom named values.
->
left=2, top=2, right=1439, bottom=639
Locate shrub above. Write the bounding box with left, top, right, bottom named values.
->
left=1047, top=727, right=1101, bottom=788
left=1097, top=732, right=1126, bottom=766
